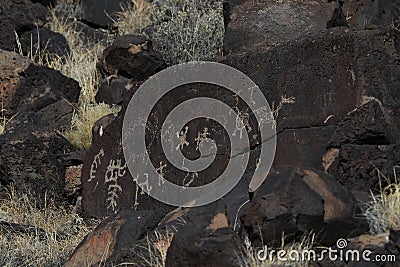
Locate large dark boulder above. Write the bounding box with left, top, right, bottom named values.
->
left=222, top=27, right=400, bottom=170
left=100, top=35, right=166, bottom=81
left=65, top=210, right=161, bottom=267
left=81, top=86, right=174, bottom=219
left=240, top=166, right=369, bottom=247
left=342, top=0, right=400, bottom=30
left=164, top=201, right=247, bottom=267
left=327, top=144, right=400, bottom=193
left=82, top=27, right=400, bottom=220
left=0, top=50, right=80, bottom=116
left=0, top=50, right=81, bottom=204
left=20, top=28, right=70, bottom=60
left=8, top=64, right=80, bottom=115
left=0, top=0, right=49, bottom=51
left=82, top=77, right=258, bottom=220
left=325, top=100, right=400, bottom=192
left=328, top=100, right=394, bottom=148
left=81, top=0, right=131, bottom=28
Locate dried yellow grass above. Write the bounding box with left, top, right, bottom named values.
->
left=0, top=187, right=95, bottom=267
left=115, top=0, right=154, bottom=35
left=241, top=233, right=316, bottom=267
left=364, top=167, right=400, bottom=235
left=44, top=5, right=120, bottom=150
left=62, top=103, right=121, bottom=151
left=46, top=8, right=105, bottom=105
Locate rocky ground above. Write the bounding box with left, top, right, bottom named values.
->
left=0, top=0, right=400, bottom=266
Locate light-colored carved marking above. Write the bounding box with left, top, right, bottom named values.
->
left=195, top=127, right=210, bottom=150
left=138, top=173, right=152, bottom=194
left=156, top=161, right=167, bottom=186
left=105, top=159, right=127, bottom=213
left=133, top=181, right=140, bottom=210
left=89, top=149, right=105, bottom=182
left=176, top=126, right=189, bottom=150
left=183, top=172, right=198, bottom=187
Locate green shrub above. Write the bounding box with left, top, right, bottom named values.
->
left=152, top=0, right=225, bottom=65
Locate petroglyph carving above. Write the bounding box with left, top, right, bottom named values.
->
left=89, top=149, right=105, bottom=182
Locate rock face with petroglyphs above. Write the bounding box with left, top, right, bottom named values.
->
left=3, top=0, right=400, bottom=265
left=82, top=27, right=400, bottom=221
left=76, top=11, right=400, bottom=263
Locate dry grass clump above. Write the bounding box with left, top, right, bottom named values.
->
left=46, top=4, right=119, bottom=150
left=364, top=167, right=400, bottom=235
left=119, top=229, right=175, bottom=267
left=62, top=103, right=121, bottom=151
left=241, top=234, right=316, bottom=267
left=151, top=0, right=225, bottom=65
left=0, top=103, right=16, bottom=135
left=138, top=230, right=174, bottom=267
left=46, top=8, right=105, bottom=105
left=0, top=107, right=8, bottom=135
left=0, top=116, right=7, bottom=135
left=0, top=187, right=94, bottom=267
left=115, top=0, right=154, bottom=35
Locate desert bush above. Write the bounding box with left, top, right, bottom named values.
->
left=364, top=167, right=400, bottom=235
left=0, top=187, right=94, bottom=267
left=151, top=0, right=225, bottom=65
left=54, top=0, right=82, bottom=19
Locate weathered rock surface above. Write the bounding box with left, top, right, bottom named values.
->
left=100, top=35, right=166, bottom=81
left=164, top=201, right=247, bottom=267
left=325, top=100, right=400, bottom=192
left=342, top=0, right=400, bottom=30
left=240, top=166, right=368, bottom=247
left=222, top=27, right=400, bottom=171
left=327, top=144, right=400, bottom=192
left=0, top=50, right=80, bottom=116
left=0, top=0, right=49, bottom=51
left=0, top=50, right=32, bottom=112
left=0, top=50, right=81, bottom=204
left=328, top=100, right=394, bottom=148
left=95, top=77, right=137, bottom=105
left=65, top=210, right=160, bottom=267
left=81, top=0, right=131, bottom=28
left=224, top=0, right=341, bottom=53
left=20, top=28, right=70, bottom=60
left=318, top=231, right=400, bottom=266
left=82, top=28, right=400, bottom=221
